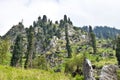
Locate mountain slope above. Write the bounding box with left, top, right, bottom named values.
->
left=2, top=15, right=87, bottom=68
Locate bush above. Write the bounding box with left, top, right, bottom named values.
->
left=32, top=55, right=49, bottom=70
left=95, top=76, right=100, bottom=80
left=0, top=39, right=10, bottom=65
left=117, top=69, right=120, bottom=80
left=75, top=75, right=84, bottom=80
left=64, top=54, right=84, bottom=76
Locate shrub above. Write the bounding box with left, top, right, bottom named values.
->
left=32, top=55, right=49, bottom=70
left=64, top=54, right=84, bottom=76
left=75, top=75, right=84, bottom=80
left=0, top=39, right=10, bottom=65
left=117, top=69, right=120, bottom=80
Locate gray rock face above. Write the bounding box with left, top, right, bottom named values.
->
left=50, top=36, right=58, bottom=48
left=83, top=58, right=95, bottom=80
left=3, top=23, right=26, bottom=44
left=99, top=65, right=118, bottom=80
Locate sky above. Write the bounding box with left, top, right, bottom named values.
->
left=0, top=0, right=120, bottom=36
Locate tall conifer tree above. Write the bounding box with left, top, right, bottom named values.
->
left=24, top=26, right=35, bottom=68
left=89, top=26, right=97, bottom=54
left=65, top=23, right=72, bottom=58
left=10, top=34, right=23, bottom=67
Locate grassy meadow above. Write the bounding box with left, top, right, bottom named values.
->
left=0, top=65, right=70, bottom=80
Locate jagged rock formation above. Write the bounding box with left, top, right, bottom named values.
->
left=99, top=65, right=118, bottom=80
left=3, top=22, right=26, bottom=44
left=83, top=58, right=95, bottom=80
left=2, top=15, right=87, bottom=67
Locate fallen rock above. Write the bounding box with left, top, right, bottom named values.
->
left=99, top=65, right=118, bottom=80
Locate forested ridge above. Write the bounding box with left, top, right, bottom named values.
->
left=82, top=26, right=120, bottom=39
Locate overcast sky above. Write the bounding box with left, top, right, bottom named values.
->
left=0, top=0, right=120, bottom=36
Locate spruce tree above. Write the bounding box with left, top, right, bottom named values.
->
left=116, top=36, right=120, bottom=65
left=89, top=26, right=97, bottom=54
left=68, top=17, right=73, bottom=25
left=24, top=26, right=35, bottom=68
left=64, top=15, right=67, bottom=23
left=91, top=32, right=96, bottom=54
left=42, top=15, right=47, bottom=23
left=65, top=23, right=72, bottom=58
left=10, top=34, right=23, bottom=67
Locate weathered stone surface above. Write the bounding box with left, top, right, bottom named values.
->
left=50, top=36, right=58, bottom=48
left=83, top=58, right=95, bottom=80
left=99, top=65, right=118, bottom=80
left=3, top=22, right=26, bottom=44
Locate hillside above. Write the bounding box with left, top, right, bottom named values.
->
left=2, top=15, right=87, bottom=68
left=0, top=15, right=120, bottom=80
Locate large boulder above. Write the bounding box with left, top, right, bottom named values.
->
left=99, top=65, right=118, bottom=80
left=83, top=58, right=95, bottom=80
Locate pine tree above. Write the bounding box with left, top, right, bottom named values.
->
left=89, top=26, right=97, bottom=54
left=116, top=36, right=120, bottom=65
left=64, top=15, right=67, bottom=23
left=60, top=19, right=64, bottom=28
left=55, top=21, right=58, bottom=24
left=91, top=32, right=97, bottom=54
left=68, top=17, right=73, bottom=25
left=10, top=34, right=23, bottom=67
left=65, top=23, right=72, bottom=58
left=38, top=16, right=41, bottom=21
left=89, top=26, right=92, bottom=33
left=24, top=26, right=35, bottom=68
left=42, top=15, right=47, bottom=23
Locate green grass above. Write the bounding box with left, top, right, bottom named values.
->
left=117, top=69, right=120, bottom=80
left=0, top=65, right=70, bottom=80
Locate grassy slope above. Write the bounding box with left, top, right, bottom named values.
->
left=0, top=65, right=70, bottom=80
left=0, top=38, right=118, bottom=80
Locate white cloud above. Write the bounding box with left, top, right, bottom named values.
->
left=0, top=0, right=120, bottom=36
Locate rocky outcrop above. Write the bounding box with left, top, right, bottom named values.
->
left=83, top=58, right=95, bottom=80
left=3, top=22, right=26, bottom=43
left=99, top=65, right=118, bottom=80
left=2, top=15, right=87, bottom=68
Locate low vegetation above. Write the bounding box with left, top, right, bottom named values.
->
left=0, top=65, right=70, bottom=80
